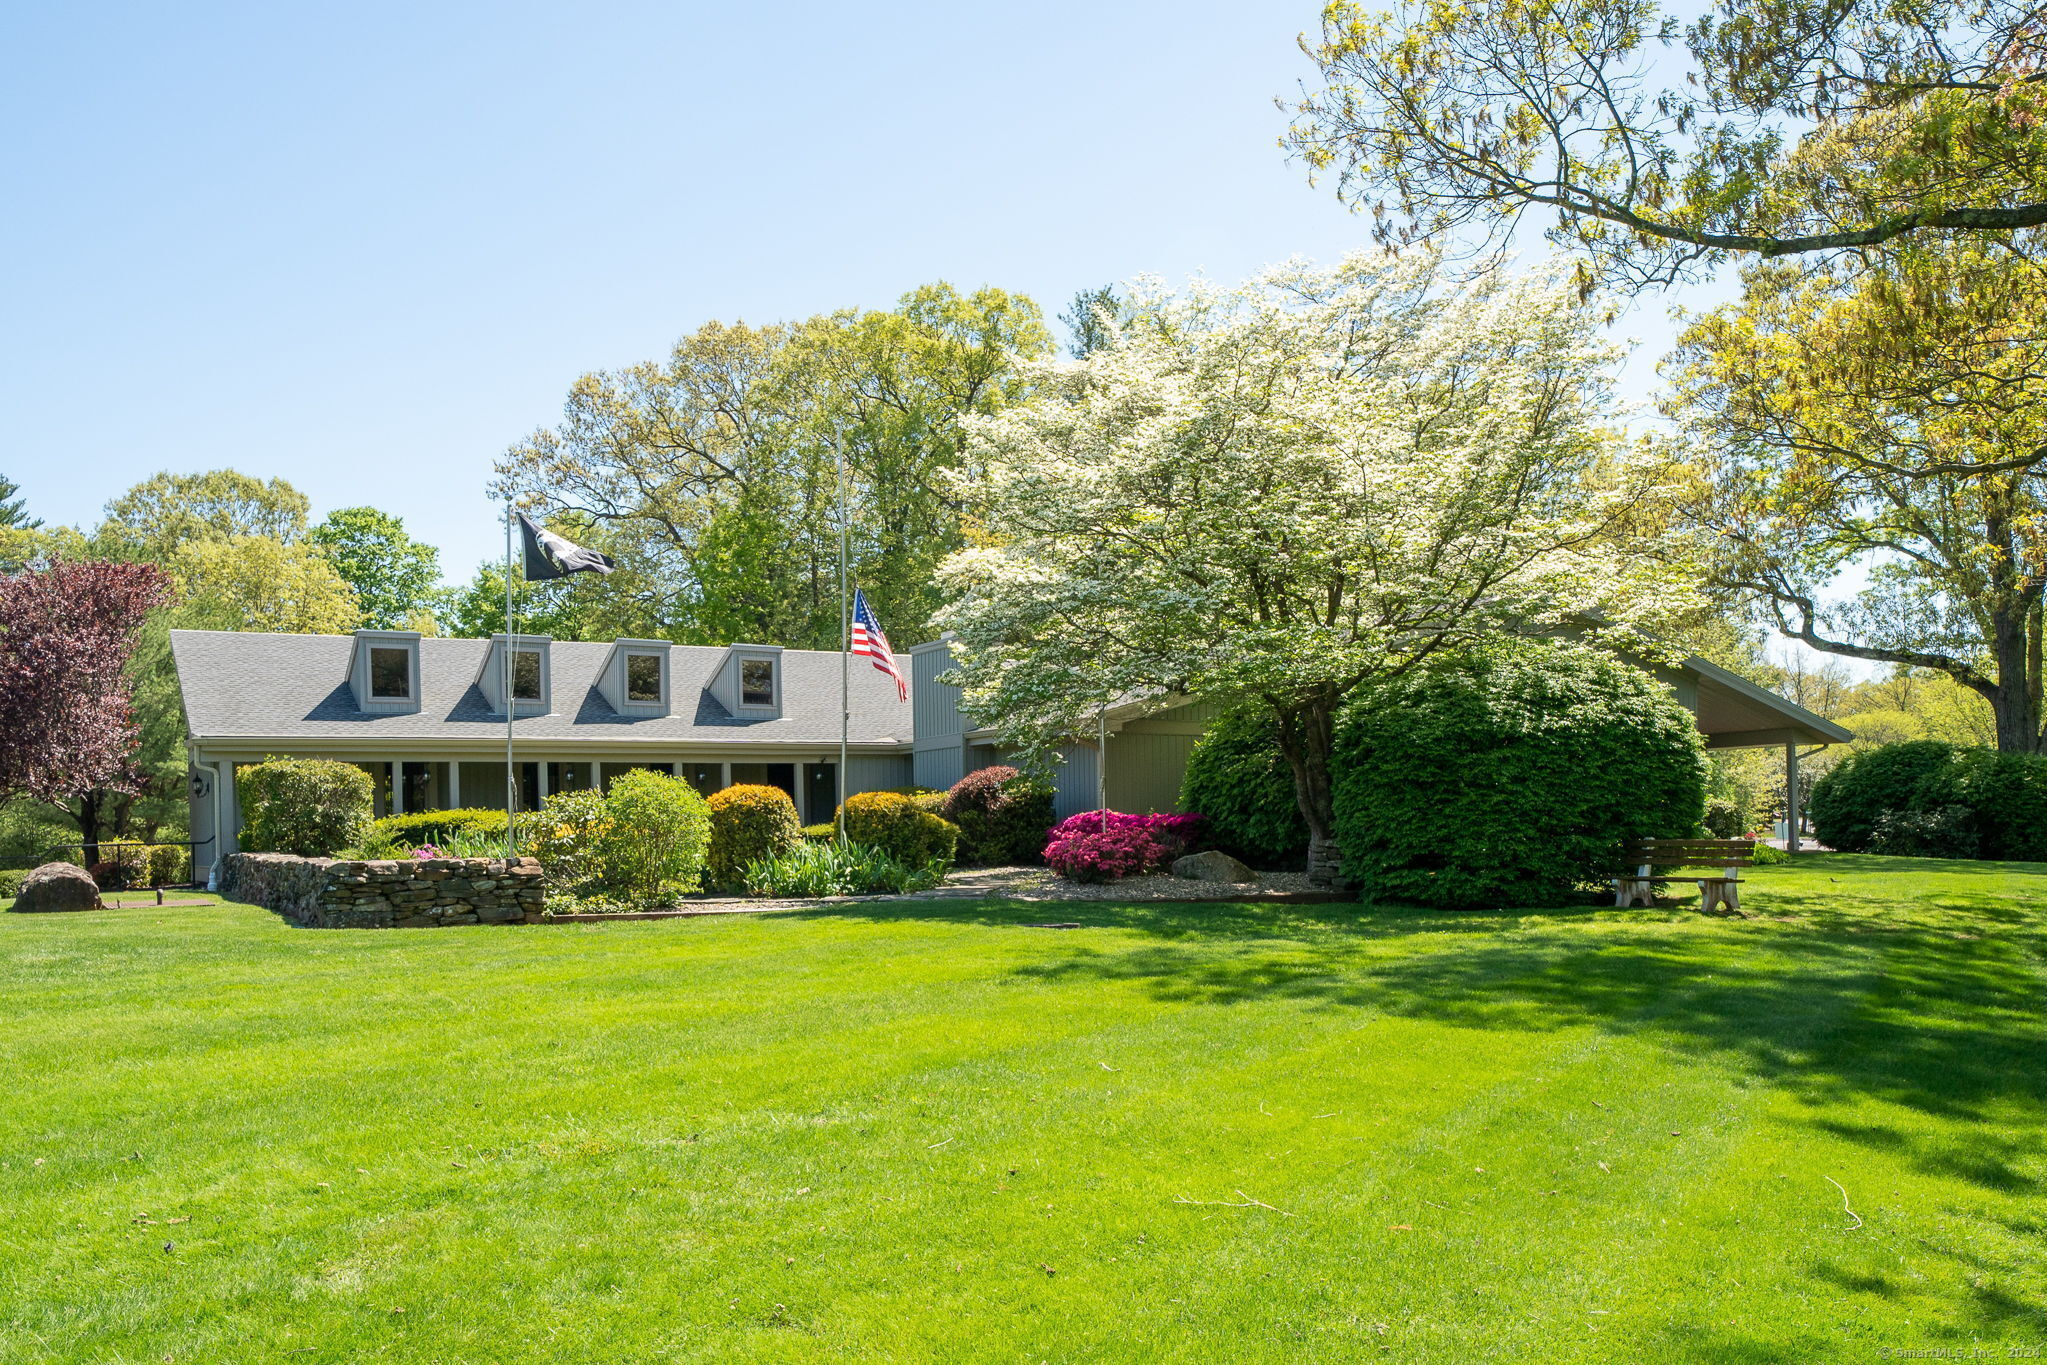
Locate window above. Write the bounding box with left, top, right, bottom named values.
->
left=510, top=649, right=542, bottom=702
left=369, top=647, right=411, bottom=699
left=741, top=658, right=775, bottom=706
left=626, top=653, right=663, bottom=703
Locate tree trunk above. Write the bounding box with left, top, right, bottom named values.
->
left=1986, top=605, right=2047, bottom=754
left=74, top=791, right=104, bottom=867
left=1273, top=693, right=1346, bottom=891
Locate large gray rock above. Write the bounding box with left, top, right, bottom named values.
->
left=1171, top=850, right=1257, bottom=884
left=10, top=863, right=103, bottom=913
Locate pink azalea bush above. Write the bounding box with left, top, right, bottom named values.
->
left=1042, top=811, right=1207, bottom=883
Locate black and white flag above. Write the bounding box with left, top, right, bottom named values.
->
left=518, top=514, right=615, bottom=581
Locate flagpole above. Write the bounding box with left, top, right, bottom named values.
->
left=504, top=503, right=515, bottom=864
left=836, top=440, right=849, bottom=845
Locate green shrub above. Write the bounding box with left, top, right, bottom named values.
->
left=238, top=759, right=373, bottom=858
left=1959, top=750, right=2047, bottom=862
left=742, top=840, right=946, bottom=897
left=1180, top=708, right=1310, bottom=868
left=145, top=844, right=189, bottom=886
left=1810, top=741, right=2047, bottom=861
left=371, top=808, right=508, bottom=847
left=800, top=823, right=838, bottom=843
left=519, top=789, right=611, bottom=894
left=842, top=791, right=959, bottom=869
left=0, top=798, right=79, bottom=870
left=941, top=767, right=1054, bottom=866
left=1808, top=741, right=1963, bottom=853
left=1332, top=641, right=1708, bottom=910
left=595, top=769, right=712, bottom=900
left=706, top=785, right=801, bottom=890
left=0, top=868, right=24, bottom=899
left=1701, top=797, right=1746, bottom=839
left=1868, top=805, right=1980, bottom=859
left=1750, top=843, right=1790, bottom=866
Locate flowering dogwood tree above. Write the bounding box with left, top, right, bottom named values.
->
left=936, top=253, right=1695, bottom=885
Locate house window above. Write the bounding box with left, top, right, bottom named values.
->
left=369, top=647, right=411, bottom=699
left=741, top=658, right=775, bottom=706
left=626, top=653, right=663, bottom=703
left=510, top=649, right=542, bottom=702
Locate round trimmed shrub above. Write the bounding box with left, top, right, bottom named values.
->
left=239, top=758, right=374, bottom=857
left=1808, top=740, right=1965, bottom=853
left=596, top=769, right=712, bottom=899
left=706, top=784, right=801, bottom=889
left=942, top=767, right=1055, bottom=866
left=1332, top=641, right=1708, bottom=909
left=373, top=808, right=509, bottom=847
left=1180, top=708, right=1310, bottom=868
left=841, top=791, right=959, bottom=869
left=1810, top=741, right=2047, bottom=861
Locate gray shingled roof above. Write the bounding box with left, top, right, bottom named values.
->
left=170, top=631, right=912, bottom=746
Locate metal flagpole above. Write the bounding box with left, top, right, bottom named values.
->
left=504, top=504, right=516, bottom=863
left=837, top=440, right=850, bottom=845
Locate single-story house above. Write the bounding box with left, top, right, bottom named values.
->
left=171, top=627, right=1850, bottom=879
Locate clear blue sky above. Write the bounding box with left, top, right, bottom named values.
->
left=10, top=0, right=1705, bottom=584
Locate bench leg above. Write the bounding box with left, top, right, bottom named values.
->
left=1614, top=878, right=1651, bottom=908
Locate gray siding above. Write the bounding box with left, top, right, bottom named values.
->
left=1104, top=731, right=1197, bottom=814
left=1049, top=743, right=1099, bottom=821
left=914, top=745, right=965, bottom=793
left=912, top=643, right=966, bottom=740
left=847, top=754, right=914, bottom=794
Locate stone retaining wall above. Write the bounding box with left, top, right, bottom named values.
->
left=219, top=852, right=544, bottom=928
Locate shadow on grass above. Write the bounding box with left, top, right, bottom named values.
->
left=791, top=861, right=2047, bottom=1337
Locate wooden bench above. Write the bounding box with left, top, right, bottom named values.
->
left=1613, top=838, right=1755, bottom=914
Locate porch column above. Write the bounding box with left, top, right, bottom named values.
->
left=537, top=761, right=550, bottom=802
left=1785, top=743, right=1801, bottom=854
left=447, top=761, right=461, bottom=808
left=591, top=761, right=603, bottom=793
left=218, top=761, right=240, bottom=857
left=389, top=761, right=406, bottom=816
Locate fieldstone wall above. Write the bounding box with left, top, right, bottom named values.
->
left=219, top=852, right=544, bottom=928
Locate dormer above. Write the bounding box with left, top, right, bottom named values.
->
left=597, top=638, right=673, bottom=717
left=708, top=643, right=784, bottom=721
left=476, top=634, right=553, bottom=717
left=347, top=630, right=422, bottom=714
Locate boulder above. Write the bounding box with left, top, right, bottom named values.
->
left=1170, top=850, right=1258, bottom=884
left=10, top=863, right=103, bottom=913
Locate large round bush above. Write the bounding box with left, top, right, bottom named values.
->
left=706, top=784, right=801, bottom=889
left=942, top=767, right=1055, bottom=865
left=1332, top=642, right=1708, bottom=909
left=1808, top=740, right=1966, bottom=853
left=841, top=791, right=959, bottom=869
left=597, top=769, right=712, bottom=899
left=1180, top=708, right=1310, bottom=868
left=239, top=758, right=374, bottom=857
left=1810, top=741, right=2047, bottom=861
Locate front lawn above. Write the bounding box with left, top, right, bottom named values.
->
left=4, top=855, right=2044, bottom=1361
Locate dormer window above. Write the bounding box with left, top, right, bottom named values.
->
left=477, top=633, right=552, bottom=715
left=510, top=648, right=543, bottom=702
left=370, top=647, right=412, bottom=699
left=741, top=658, right=775, bottom=706
left=349, top=630, right=423, bottom=714
left=626, top=653, right=663, bottom=703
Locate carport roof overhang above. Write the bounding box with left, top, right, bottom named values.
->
left=1662, top=655, right=1855, bottom=750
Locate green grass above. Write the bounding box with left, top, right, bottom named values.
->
left=4, top=854, right=2045, bottom=1362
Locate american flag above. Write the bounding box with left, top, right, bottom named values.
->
left=850, top=588, right=907, bottom=700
